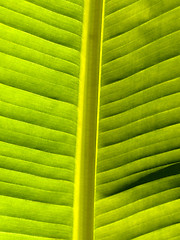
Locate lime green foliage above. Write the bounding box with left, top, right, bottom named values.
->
left=95, top=0, right=180, bottom=239
left=0, top=0, right=179, bottom=240
left=0, top=0, right=83, bottom=239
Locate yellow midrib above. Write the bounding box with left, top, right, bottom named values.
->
left=73, top=0, right=105, bottom=239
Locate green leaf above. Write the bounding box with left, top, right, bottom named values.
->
left=0, top=0, right=83, bottom=239
left=95, top=0, right=180, bottom=239
left=0, top=0, right=179, bottom=240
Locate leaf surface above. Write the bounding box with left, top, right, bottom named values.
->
left=0, top=0, right=179, bottom=239
left=95, top=0, right=180, bottom=239
left=0, top=0, right=84, bottom=239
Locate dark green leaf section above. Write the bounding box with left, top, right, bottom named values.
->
left=0, top=0, right=83, bottom=239
left=96, top=0, right=180, bottom=239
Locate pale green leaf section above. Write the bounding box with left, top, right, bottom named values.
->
left=0, top=0, right=84, bottom=239
left=95, top=0, right=180, bottom=239
left=0, top=0, right=180, bottom=239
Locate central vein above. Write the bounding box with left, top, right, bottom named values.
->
left=73, top=0, right=104, bottom=239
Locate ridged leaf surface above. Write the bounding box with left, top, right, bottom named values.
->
left=95, top=0, right=180, bottom=239
left=0, top=0, right=84, bottom=239
left=0, top=0, right=179, bottom=239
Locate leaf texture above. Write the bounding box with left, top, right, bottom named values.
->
left=0, top=0, right=84, bottom=239
left=0, top=0, right=180, bottom=239
left=95, top=0, right=180, bottom=239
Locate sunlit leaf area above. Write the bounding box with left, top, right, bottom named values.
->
left=0, top=0, right=179, bottom=239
